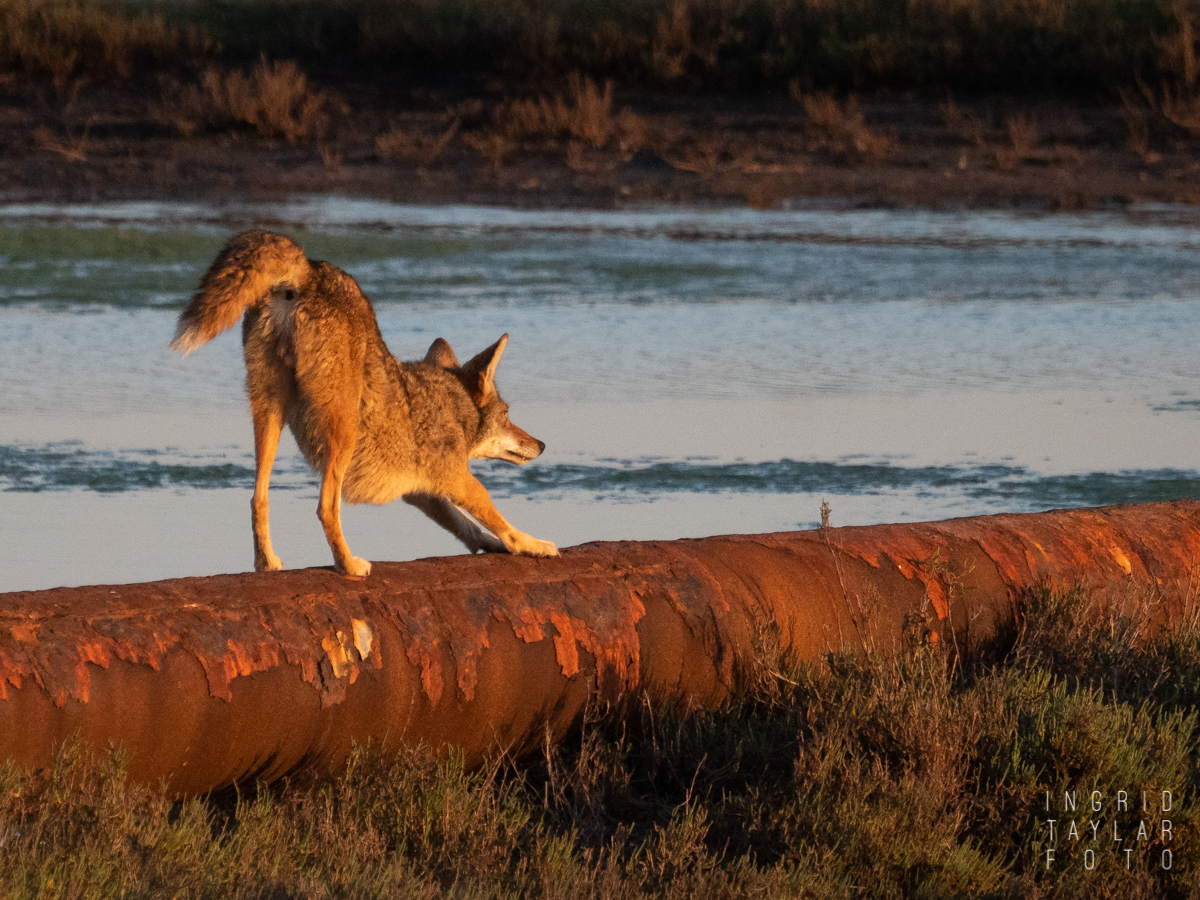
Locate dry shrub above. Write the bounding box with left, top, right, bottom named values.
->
left=1119, top=89, right=1159, bottom=161
left=648, top=0, right=748, bottom=83
left=1007, top=112, right=1038, bottom=154
left=466, top=72, right=644, bottom=170
left=505, top=73, right=606, bottom=144
left=32, top=121, right=89, bottom=160
left=159, top=55, right=340, bottom=142
left=463, top=129, right=516, bottom=172
left=376, top=116, right=461, bottom=169
left=567, top=73, right=614, bottom=147
left=667, top=133, right=724, bottom=177
left=941, top=97, right=989, bottom=147
left=0, top=0, right=209, bottom=88
left=1159, top=83, right=1200, bottom=133
left=498, top=72, right=644, bottom=151
left=5, top=0, right=1200, bottom=111
left=794, top=87, right=889, bottom=162
left=651, top=0, right=694, bottom=81
left=994, top=112, right=1038, bottom=171
left=1142, top=2, right=1200, bottom=137
left=1157, top=0, right=1199, bottom=97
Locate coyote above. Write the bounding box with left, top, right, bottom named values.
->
left=170, top=230, right=557, bottom=576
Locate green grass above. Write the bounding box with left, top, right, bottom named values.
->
left=2, top=586, right=1198, bottom=898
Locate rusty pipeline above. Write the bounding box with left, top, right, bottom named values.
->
left=2, top=500, right=1199, bottom=795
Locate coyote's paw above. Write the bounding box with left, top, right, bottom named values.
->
left=508, top=532, right=559, bottom=558
left=256, top=552, right=283, bottom=573
left=339, top=556, right=372, bottom=577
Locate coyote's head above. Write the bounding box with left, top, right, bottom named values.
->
left=426, top=333, right=546, bottom=465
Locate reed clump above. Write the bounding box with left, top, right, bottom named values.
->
left=995, top=112, right=1040, bottom=170
left=491, top=73, right=645, bottom=152
left=376, top=118, right=461, bottom=168
left=464, top=73, right=645, bottom=170
left=2, top=587, right=1197, bottom=897
left=1127, top=0, right=1200, bottom=156
left=156, top=55, right=343, bottom=143
left=793, top=87, right=890, bottom=162
left=0, top=0, right=208, bottom=87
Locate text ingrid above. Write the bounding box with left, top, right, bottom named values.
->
left=1044, top=790, right=1176, bottom=871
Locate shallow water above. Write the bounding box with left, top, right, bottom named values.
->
left=2, top=199, right=1198, bottom=591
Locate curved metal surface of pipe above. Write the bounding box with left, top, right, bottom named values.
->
left=2, top=501, right=1198, bottom=795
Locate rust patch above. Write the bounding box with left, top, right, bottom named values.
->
left=8, top=623, right=38, bottom=643
left=965, top=512, right=1134, bottom=591
left=830, top=530, right=954, bottom=619
left=459, top=568, right=647, bottom=703
left=547, top=611, right=581, bottom=677
left=352, top=618, right=373, bottom=660
left=1110, top=546, right=1133, bottom=576
left=967, top=523, right=1035, bottom=590
left=358, top=562, right=651, bottom=706
left=0, top=576, right=386, bottom=706
left=923, top=578, right=949, bottom=619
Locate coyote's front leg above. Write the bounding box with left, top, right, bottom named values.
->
left=404, top=493, right=507, bottom=553
left=445, top=469, right=558, bottom=557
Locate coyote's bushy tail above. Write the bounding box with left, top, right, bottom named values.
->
left=169, top=230, right=309, bottom=356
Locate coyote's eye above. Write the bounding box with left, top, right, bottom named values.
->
left=285, top=289, right=297, bottom=301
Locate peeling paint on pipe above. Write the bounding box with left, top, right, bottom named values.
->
left=2, top=501, right=1198, bottom=795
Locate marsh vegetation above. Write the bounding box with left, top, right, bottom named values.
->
left=5, top=0, right=1200, bottom=206
left=2, top=587, right=1197, bottom=898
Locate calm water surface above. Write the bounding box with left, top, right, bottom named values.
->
left=2, top=198, right=1198, bottom=591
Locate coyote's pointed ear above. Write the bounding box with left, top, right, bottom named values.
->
left=424, top=337, right=459, bottom=368
left=461, top=333, right=508, bottom=405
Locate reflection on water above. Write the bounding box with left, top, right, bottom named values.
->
left=1, top=199, right=1198, bottom=590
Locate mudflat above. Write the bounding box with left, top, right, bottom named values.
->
left=2, top=87, right=1195, bottom=211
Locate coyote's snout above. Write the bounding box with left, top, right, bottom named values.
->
left=171, top=229, right=558, bottom=576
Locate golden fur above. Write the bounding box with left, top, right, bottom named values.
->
left=171, top=230, right=557, bottom=576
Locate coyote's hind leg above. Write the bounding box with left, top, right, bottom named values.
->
left=245, top=319, right=294, bottom=573
left=316, top=414, right=371, bottom=577
left=251, top=408, right=284, bottom=572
